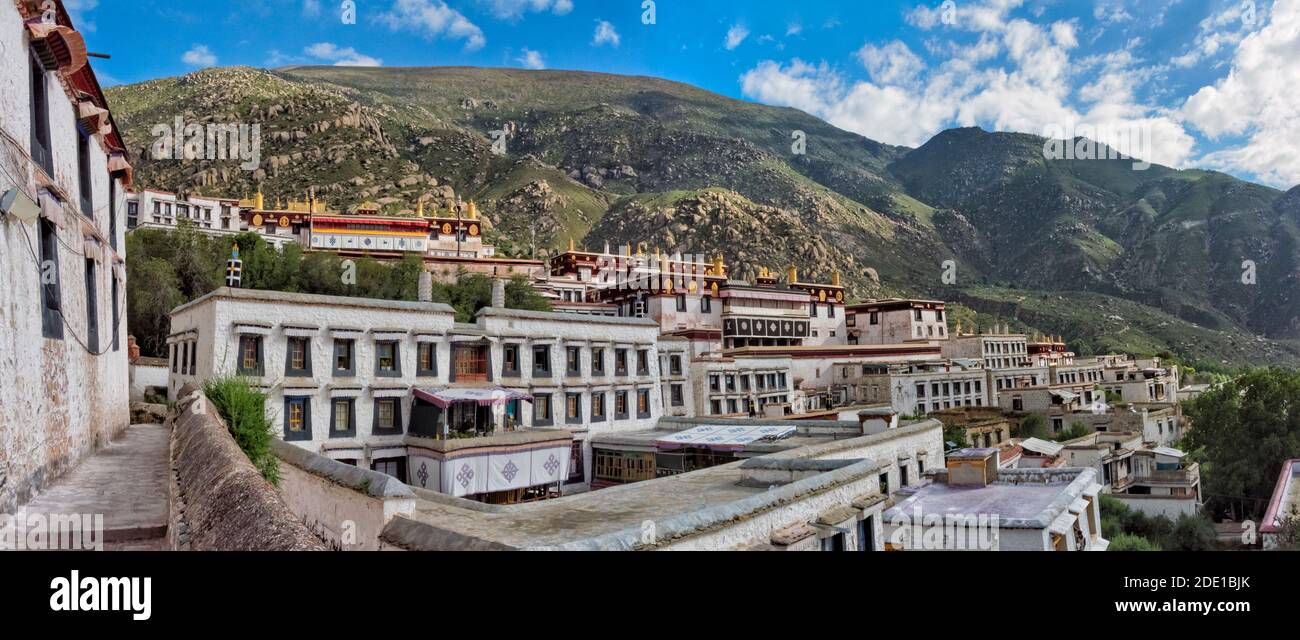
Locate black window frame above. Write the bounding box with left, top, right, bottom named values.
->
left=374, top=340, right=401, bottom=377
left=372, top=397, right=404, bottom=436
left=590, top=391, right=607, bottom=421
left=701, top=296, right=712, bottom=313
left=110, top=274, right=119, bottom=351
left=676, top=294, right=686, bottom=312
left=565, top=392, right=584, bottom=425
left=83, top=258, right=98, bottom=353
left=283, top=396, right=312, bottom=441
left=636, top=349, right=649, bottom=376
left=502, top=343, right=521, bottom=377
left=615, top=348, right=628, bottom=376
left=670, top=383, right=684, bottom=407
left=669, top=355, right=682, bottom=376
left=29, top=53, right=53, bottom=175
left=329, top=397, right=357, bottom=438
left=565, top=345, right=582, bottom=377
left=416, top=342, right=438, bottom=377
left=533, top=393, right=554, bottom=427
left=591, top=347, right=605, bottom=376
left=636, top=388, right=651, bottom=419
left=615, top=390, right=629, bottom=420
left=333, top=339, right=355, bottom=377
left=237, top=335, right=264, bottom=376
left=76, top=119, right=93, bottom=218
left=285, top=336, right=312, bottom=377
left=38, top=217, right=62, bottom=340
left=532, top=344, right=552, bottom=377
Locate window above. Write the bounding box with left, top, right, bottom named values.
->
left=237, top=335, right=263, bottom=376
left=1012, top=397, right=1024, bottom=412
left=567, top=441, right=585, bottom=484
left=566, top=393, right=583, bottom=424
left=417, top=342, right=437, bottom=377
left=637, top=388, right=651, bottom=417
left=284, top=397, right=311, bottom=441
left=188, top=342, right=196, bottom=375
left=29, top=55, right=52, bottom=174
left=869, top=311, right=879, bottom=325
left=170, top=344, right=178, bottom=373
left=669, top=355, right=682, bottom=376
left=533, top=345, right=552, bottom=376
left=828, top=304, right=835, bottom=318
left=916, top=383, right=926, bottom=398
left=108, top=177, right=117, bottom=250
left=710, top=399, right=721, bottom=415
left=180, top=340, right=189, bottom=376
left=591, top=347, right=605, bottom=375
left=566, top=346, right=581, bottom=376
left=38, top=218, right=62, bottom=339
left=615, top=349, right=628, bottom=376
left=900, top=464, right=910, bottom=487
left=111, top=275, right=119, bottom=351
left=77, top=121, right=93, bottom=217
left=858, top=517, right=876, bottom=552
left=372, top=458, right=407, bottom=483
left=615, top=391, right=629, bottom=420
left=636, top=349, right=649, bottom=375
left=533, top=393, right=553, bottom=426
left=503, top=344, right=520, bottom=376
left=331, top=399, right=355, bottom=437
left=333, top=339, right=354, bottom=376
left=591, top=392, right=606, bottom=421
left=373, top=398, right=402, bottom=435
left=740, top=375, right=750, bottom=391
left=676, top=294, right=686, bottom=312
left=670, top=384, right=684, bottom=407
left=821, top=533, right=846, bottom=552
left=285, top=337, right=310, bottom=376
left=83, top=259, right=99, bottom=353
left=709, top=374, right=720, bottom=392
left=914, top=309, right=923, bottom=321
left=375, top=341, right=400, bottom=377
left=810, top=302, right=818, bottom=317
left=879, top=472, right=890, bottom=495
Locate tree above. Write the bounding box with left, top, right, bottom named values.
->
left=1277, top=510, right=1300, bottom=551
left=1016, top=414, right=1048, bottom=439
left=1053, top=421, right=1091, bottom=442
left=942, top=422, right=969, bottom=450
left=1108, top=533, right=1162, bottom=551
left=1166, top=512, right=1218, bottom=551
left=1184, top=368, right=1300, bottom=520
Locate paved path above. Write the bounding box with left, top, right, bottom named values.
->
left=19, top=424, right=170, bottom=546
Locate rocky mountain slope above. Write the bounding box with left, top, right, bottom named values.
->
left=105, top=66, right=1300, bottom=368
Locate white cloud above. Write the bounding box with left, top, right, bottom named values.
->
left=741, top=0, right=1198, bottom=169
left=1168, top=2, right=1255, bottom=69
left=379, top=0, right=486, bottom=51
left=857, top=40, right=926, bottom=86
left=1183, top=0, right=1300, bottom=188
left=302, top=0, right=322, bottom=17
left=483, top=0, right=573, bottom=19
left=593, top=20, right=620, bottom=47
left=305, top=42, right=383, bottom=67
left=516, top=48, right=546, bottom=69
left=182, top=44, right=217, bottom=67
left=786, top=22, right=803, bottom=36
left=725, top=24, right=750, bottom=50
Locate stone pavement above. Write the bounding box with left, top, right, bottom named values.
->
left=18, top=423, right=171, bottom=546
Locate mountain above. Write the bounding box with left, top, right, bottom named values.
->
left=105, top=66, right=1300, bottom=369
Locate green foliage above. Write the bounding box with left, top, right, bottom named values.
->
left=942, top=422, right=969, bottom=450
left=1277, top=509, right=1300, bottom=551
left=126, top=228, right=552, bottom=357
left=1108, top=533, right=1162, bottom=551
left=1053, top=421, right=1092, bottom=442
left=1099, top=493, right=1217, bottom=551
left=1015, top=414, right=1048, bottom=439
left=1183, top=368, right=1300, bottom=520
left=202, top=377, right=280, bottom=485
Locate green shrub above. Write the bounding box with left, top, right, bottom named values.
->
left=202, top=377, right=281, bottom=485
left=1108, top=533, right=1162, bottom=551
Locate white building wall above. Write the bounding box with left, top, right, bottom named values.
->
left=0, top=1, right=130, bottom=510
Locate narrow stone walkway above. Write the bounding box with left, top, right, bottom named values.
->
left=18, top=423, right=170, bottom=547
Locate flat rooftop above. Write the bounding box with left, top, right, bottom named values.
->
left=1262, top=459, right=1300, bottom=534
left=885, top=468, right=1096, bottom=528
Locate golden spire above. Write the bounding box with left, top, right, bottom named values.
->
left=714, top=256, right=726, bottom=278
left=417, top=198, right=424, bottom=217
left=831, top=270, right=841, bottom=287
left=569, top=237, right=575, bottom=252
left=254, top=189, right=264, bottom=211
left=467, top=201, right=478, bottom=220
left=787, top=265, right=798, bottom=284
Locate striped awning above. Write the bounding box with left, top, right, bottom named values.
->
left=414, top=387, right=532, bottom=409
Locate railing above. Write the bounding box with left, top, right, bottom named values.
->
left=1134, top=463, right=1199, bottom=485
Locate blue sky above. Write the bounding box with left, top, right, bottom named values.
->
left=71, top=0, right=1300, bottom=189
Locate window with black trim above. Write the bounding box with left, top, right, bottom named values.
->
left=372, top=458, right=407, bottom=483
left=330, top=398, right=356, bottom=437
left=417, top=342, right=437, bottom=377
left=83, top=259, right=98, bottom=353
left=670, top=384, right=684, bottom=407
left=532, top=344, right=552, bottom=376
left=286, top=337, right=311, bottom=376
left=669, top=355, right=682, bottom=376
left=636, top=389, right=650, bottom=417
left=503, top=343, right=520, bottom=376
left=615, top=391, right=629, bottom=420
left=566, top=392, right=583, bottom=424
left=591, top=392, right=606, bottom=420
left=591, top=347, right=605, bottom=375
left=77, top=119, right=92, bottom=217
left=636, top=349, right=649, bottom=375
left=38, top=217, right=62, bottom=340
left=29, top=54, right=52, bottom=174
left=615, top=348, right=628, bottom=376
left=333, top=339, right=354, bottom=376
left=375, top=341, right=400, bottom=377
left=533, top=393, right=553, bottom=426
left=237, top=335, right=263, bottom=376
left=187, top=341, right=196, bottom=375
left=676, top=294, right=686, bottom=312
left=284, top=397, right=311, bottom=441
left=702, top=296, right=712, bottom=313
left=111, top=274, right=120, bottom=351
left=566, top=346, right=581, bottom=377
left=373, top=398, right=403, bottom=435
